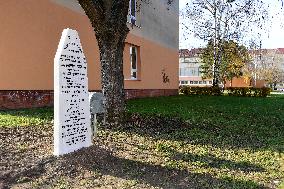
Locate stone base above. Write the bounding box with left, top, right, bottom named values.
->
left=0, top=89, right=178, bottom=110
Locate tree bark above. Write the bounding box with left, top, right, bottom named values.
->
left=223, top=78, right=226, bottom=89
left=78, top=0, right=130, bottom=126
left=98, top=36, right=127, bottom=126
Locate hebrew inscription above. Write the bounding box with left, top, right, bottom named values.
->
left=54, top=28, right=92, bottom=156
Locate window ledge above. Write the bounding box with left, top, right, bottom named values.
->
left=125, top=79, right=141, bottom=81
left=126, top=21, right=141, bottom=29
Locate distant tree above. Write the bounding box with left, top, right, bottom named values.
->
left=182, top=0, right=269, bottom=86
left=200, top=40, right=250, bottom=87
left=251, top=48, right=284, bottom=89
left=260, top=66, right=282, bottom=89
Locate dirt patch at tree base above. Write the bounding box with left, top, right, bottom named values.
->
left=0, top=124, right=195, bottom=189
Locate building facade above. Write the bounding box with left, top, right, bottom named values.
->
left=0, top=0, right=179, bottom=109
left=179, top=49, right=213, bottom=86
left=179, top=48, right=284, bottom=88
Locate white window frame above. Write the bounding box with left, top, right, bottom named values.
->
left=129, top=0, right=136, bottom=25
left=130, top=46, right=138, bottom=80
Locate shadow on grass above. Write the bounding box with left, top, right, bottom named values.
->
left=1, top=145, right=268, bottom=189
left=0, top=107, right=53, bottom=120
left=170, top=151, right=265, bottom=173
left=112, top=113, right=284, bottom=153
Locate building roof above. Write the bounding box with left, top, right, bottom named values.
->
left=277, top=48, right=284, bottom=54
left=248, top=48, right=284, bottom=55
left=180, top=47, right=284, bottom=58
left=179, top=48, right=203, bottom=58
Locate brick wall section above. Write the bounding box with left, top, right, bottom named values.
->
left=225, top=78, right=250, bottom=88
left=255, top=80, right=266, bottom=88
left=224, top=77, right=266, bottom=88
left=125, top=89, right=178, bottom=99
left=0, top=89, right=178, bottom=110
left=0, top=91, right=54, bottom=110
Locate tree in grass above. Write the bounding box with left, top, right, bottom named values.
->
left=251, top=48, right=284, bottom=89
left=200, top=40, right=250, bottom=87
left=77, top=0, right=174, bottom=126
left=182, top=0, right=271, bottom=87
left=77, top=0, right=130, bottom=126
left=260, top=66, right=282, bottom=89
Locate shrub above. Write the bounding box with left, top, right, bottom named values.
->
left=258, top=87, right=271, bottom=97
left=211, top=86, right=222, bottom=96
left=227, top=87, right=251, bottom=97
left=180, top=86, right=271, bottom=97
left=226, top=87, right=271, bottom=97
left=179, top=86, right=223, bottom=96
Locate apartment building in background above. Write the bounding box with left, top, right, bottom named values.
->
left=179, top=48, right=284, bottom=89
left=0, top=0, right=179, bottom=109
left=179, top=49, right=213, bottom=86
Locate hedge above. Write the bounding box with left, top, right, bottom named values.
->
left=226, top=87, right=271, bottom=97
left=179, top=86, right=271, bottom=97
left=179, top=86, right=222, bottom=96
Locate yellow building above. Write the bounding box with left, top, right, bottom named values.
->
left=0, top=0, right=179, bottom=109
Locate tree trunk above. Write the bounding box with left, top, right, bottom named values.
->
left=77, top=0, right=130, bottom=126
left=98, top=39, right=126, bottom=126
left=273, top=82, right=277, bottom=90
left=95, top=23, right=129, bottom=126
left=223, top=78, right=226, bottom=91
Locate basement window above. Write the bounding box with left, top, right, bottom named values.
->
left=180, top=81, right=188, bottom=85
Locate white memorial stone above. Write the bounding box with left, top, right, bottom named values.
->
left=54, top=28, right=92, bottom=156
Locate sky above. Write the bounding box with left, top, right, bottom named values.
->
left=179, top=0, right=284, bottom=50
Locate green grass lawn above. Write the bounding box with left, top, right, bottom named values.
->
left=127, top=95, right=284, bottom=151
left=1, top=95, right=283, bottom=188
left=126, top=95, right=284, bottom=188
left=0, top=107, right=53, bottom=127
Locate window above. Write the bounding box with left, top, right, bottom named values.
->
left=184, top=58, right=190, bottom=62
left=191, top=69, right=195, bottom=76
left=203, top=81, right=207, bottom=84
left=198, top=68, right=202, bottom=76
left=190, top=81, right=193, bottom=84
left=129, top=0, right=136, bottom=24
left=130, top=46, right=137, bottom=79
left=179, top=68, right=192, bottom=76
left=180, top=81, right=188, bottom=85
left=179, top=68, right=183, bottom=76
left=187, top=67, right=199, bottom=76
left=209, top=81, right=212, bottom=84
left=199, top=81, right=202, bottom=84
left=194, top=81, right=198, bottom=84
